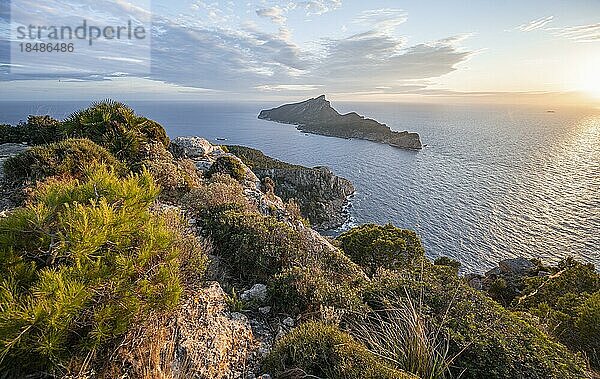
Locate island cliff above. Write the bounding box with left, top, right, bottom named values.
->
left=258, top=95, right=422, bottom=150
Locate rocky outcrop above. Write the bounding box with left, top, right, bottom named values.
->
left=257, top=166, right=353, bottom=230
left=258, top=95, right=422, bottom=150
left=465, top=257, right=543, bottom=305
left=111, top=281, right=264, bottom=378
left=226, top=145, right=354, bottom=231
left=171, top=136, right=261, bottom=190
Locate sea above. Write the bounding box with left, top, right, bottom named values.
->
left=1, top=100, right=598, bottom=273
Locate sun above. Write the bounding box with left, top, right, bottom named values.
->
left=573, top=55, right=600, bottom=100
left=578, top=72, right=600, bottom=100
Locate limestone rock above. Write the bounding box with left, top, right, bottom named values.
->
left=171, top=136, right=225, bottom=158
left=497, top=257, right=536, bottom=276
left=112, top=281, right=258, bottom=378
left=241, top=284, right=268, bottom=303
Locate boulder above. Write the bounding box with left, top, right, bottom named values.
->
left=171, top=136, right=225, bottom=158
left=241, top=284, right=268, bottom=303
left=496, top=257, right=536, bottom=276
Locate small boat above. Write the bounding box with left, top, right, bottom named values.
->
left=215, top=137, right=228, bottom=141
left=546, top=110, right=556, bottom=113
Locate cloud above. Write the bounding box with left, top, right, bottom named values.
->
left=549, top=22, right=600, bottom=42
left=2, top=1, right=475, bottom=98
left=313, top=31, right=472, bottom=91
left=517, top=16, right=554, bottom=32
left=191, top=1, right=235, bottom=25
left=353, top=8, right=408, bottom=34
left=256, top=84, right=323, bottom=91
left=295, top=0, right=342, bottom=15
left=256, top=6, right=287, bottom=25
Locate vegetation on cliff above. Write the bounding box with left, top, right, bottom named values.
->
left=226, top=144, right=354, bottom=230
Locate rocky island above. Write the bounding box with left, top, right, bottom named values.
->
left=258, top=95, right=422, bottom=150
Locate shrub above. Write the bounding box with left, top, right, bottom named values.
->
left=62, top=100, right=169, bottom=165
left=575, top=291, right=600, bottom=366
left=263, top=321, right=414, bottom=379
left=141, top=142, right=201, bottom=199
left=204, top=210, right=302, bottom=285
left=367, top=265, right=588, bottom=378
left=337, top=224, right=425, bottom=276
left=270, top=264, right=366, bottom=315
left=184, top=179, right=365, bottom=313
left=3, top=138, right=122, bottom=182
left=515, top=258, right=600, bottom=368
left=226, top=145, right=302, bottom=170
left=0, top=166, right=205, bottom=376
left=182, top=179, right=255, bottom=224
left=205, top=155, right=247, bottom=182
left=0, top=115, right=61, bottom=145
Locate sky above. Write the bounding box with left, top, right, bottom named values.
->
left=1, top=0, right=599, bottom=105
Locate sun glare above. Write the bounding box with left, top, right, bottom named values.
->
left=573, top=55, right=600, bottom=101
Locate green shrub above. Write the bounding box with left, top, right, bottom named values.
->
left=0, top=166, right=204, bottom=376
left=204, top=210, right=302, bottom=285
left=62, top=100, right=169, bottom=165
left=3, top=138, right=122, bottom=182
left=270, top=264, right=366, bottom=315
left=575, top=291, right=600, bottom=366
left=263, top=321, right=415, bottom=379
left=226, top=145, right=302, bottom=170
left=367, top=265, right=588, bottom=378
left=0, top=115, right=61, bottom=145
left=184, top=180, right=365, bottom=313
left=515, top=258, right=600, bottom=368
left=182, top=179, right=255, bottom=224
left=205, top=155, right=247, bottom=182
left=337, top=224, right=425, bottom=276
left=141, top=142, right=201, bottom=198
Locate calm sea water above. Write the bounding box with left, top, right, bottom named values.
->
left=1, top=101, right=598, bottom=273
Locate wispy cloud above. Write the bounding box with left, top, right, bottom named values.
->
left=549, top=22, right=600, bottom=42
left=256, top=84, right=323, bottom=91
left=517, top=16, right=554, bottom=31
left=295, top=0, right=342, bottom=15
left=2, top=1, right=475, bottom=97
left=256, top=6, right=287, bottom=25
left=353, top=8, right=408, bottom=34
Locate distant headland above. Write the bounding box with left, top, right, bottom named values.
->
left=258, top=95, right=422, bottom=150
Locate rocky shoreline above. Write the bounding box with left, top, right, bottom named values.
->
left=258, top=95, right=422, bottom=150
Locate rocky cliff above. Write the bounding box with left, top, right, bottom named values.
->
left=225, top=145, right=354, bottom=230
left=258, top=95, right=422, bottom=150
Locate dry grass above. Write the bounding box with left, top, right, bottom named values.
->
left=350, top=293, right=455, bottom=379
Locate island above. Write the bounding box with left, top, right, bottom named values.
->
left=258, top=95, right=422, bottom=150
